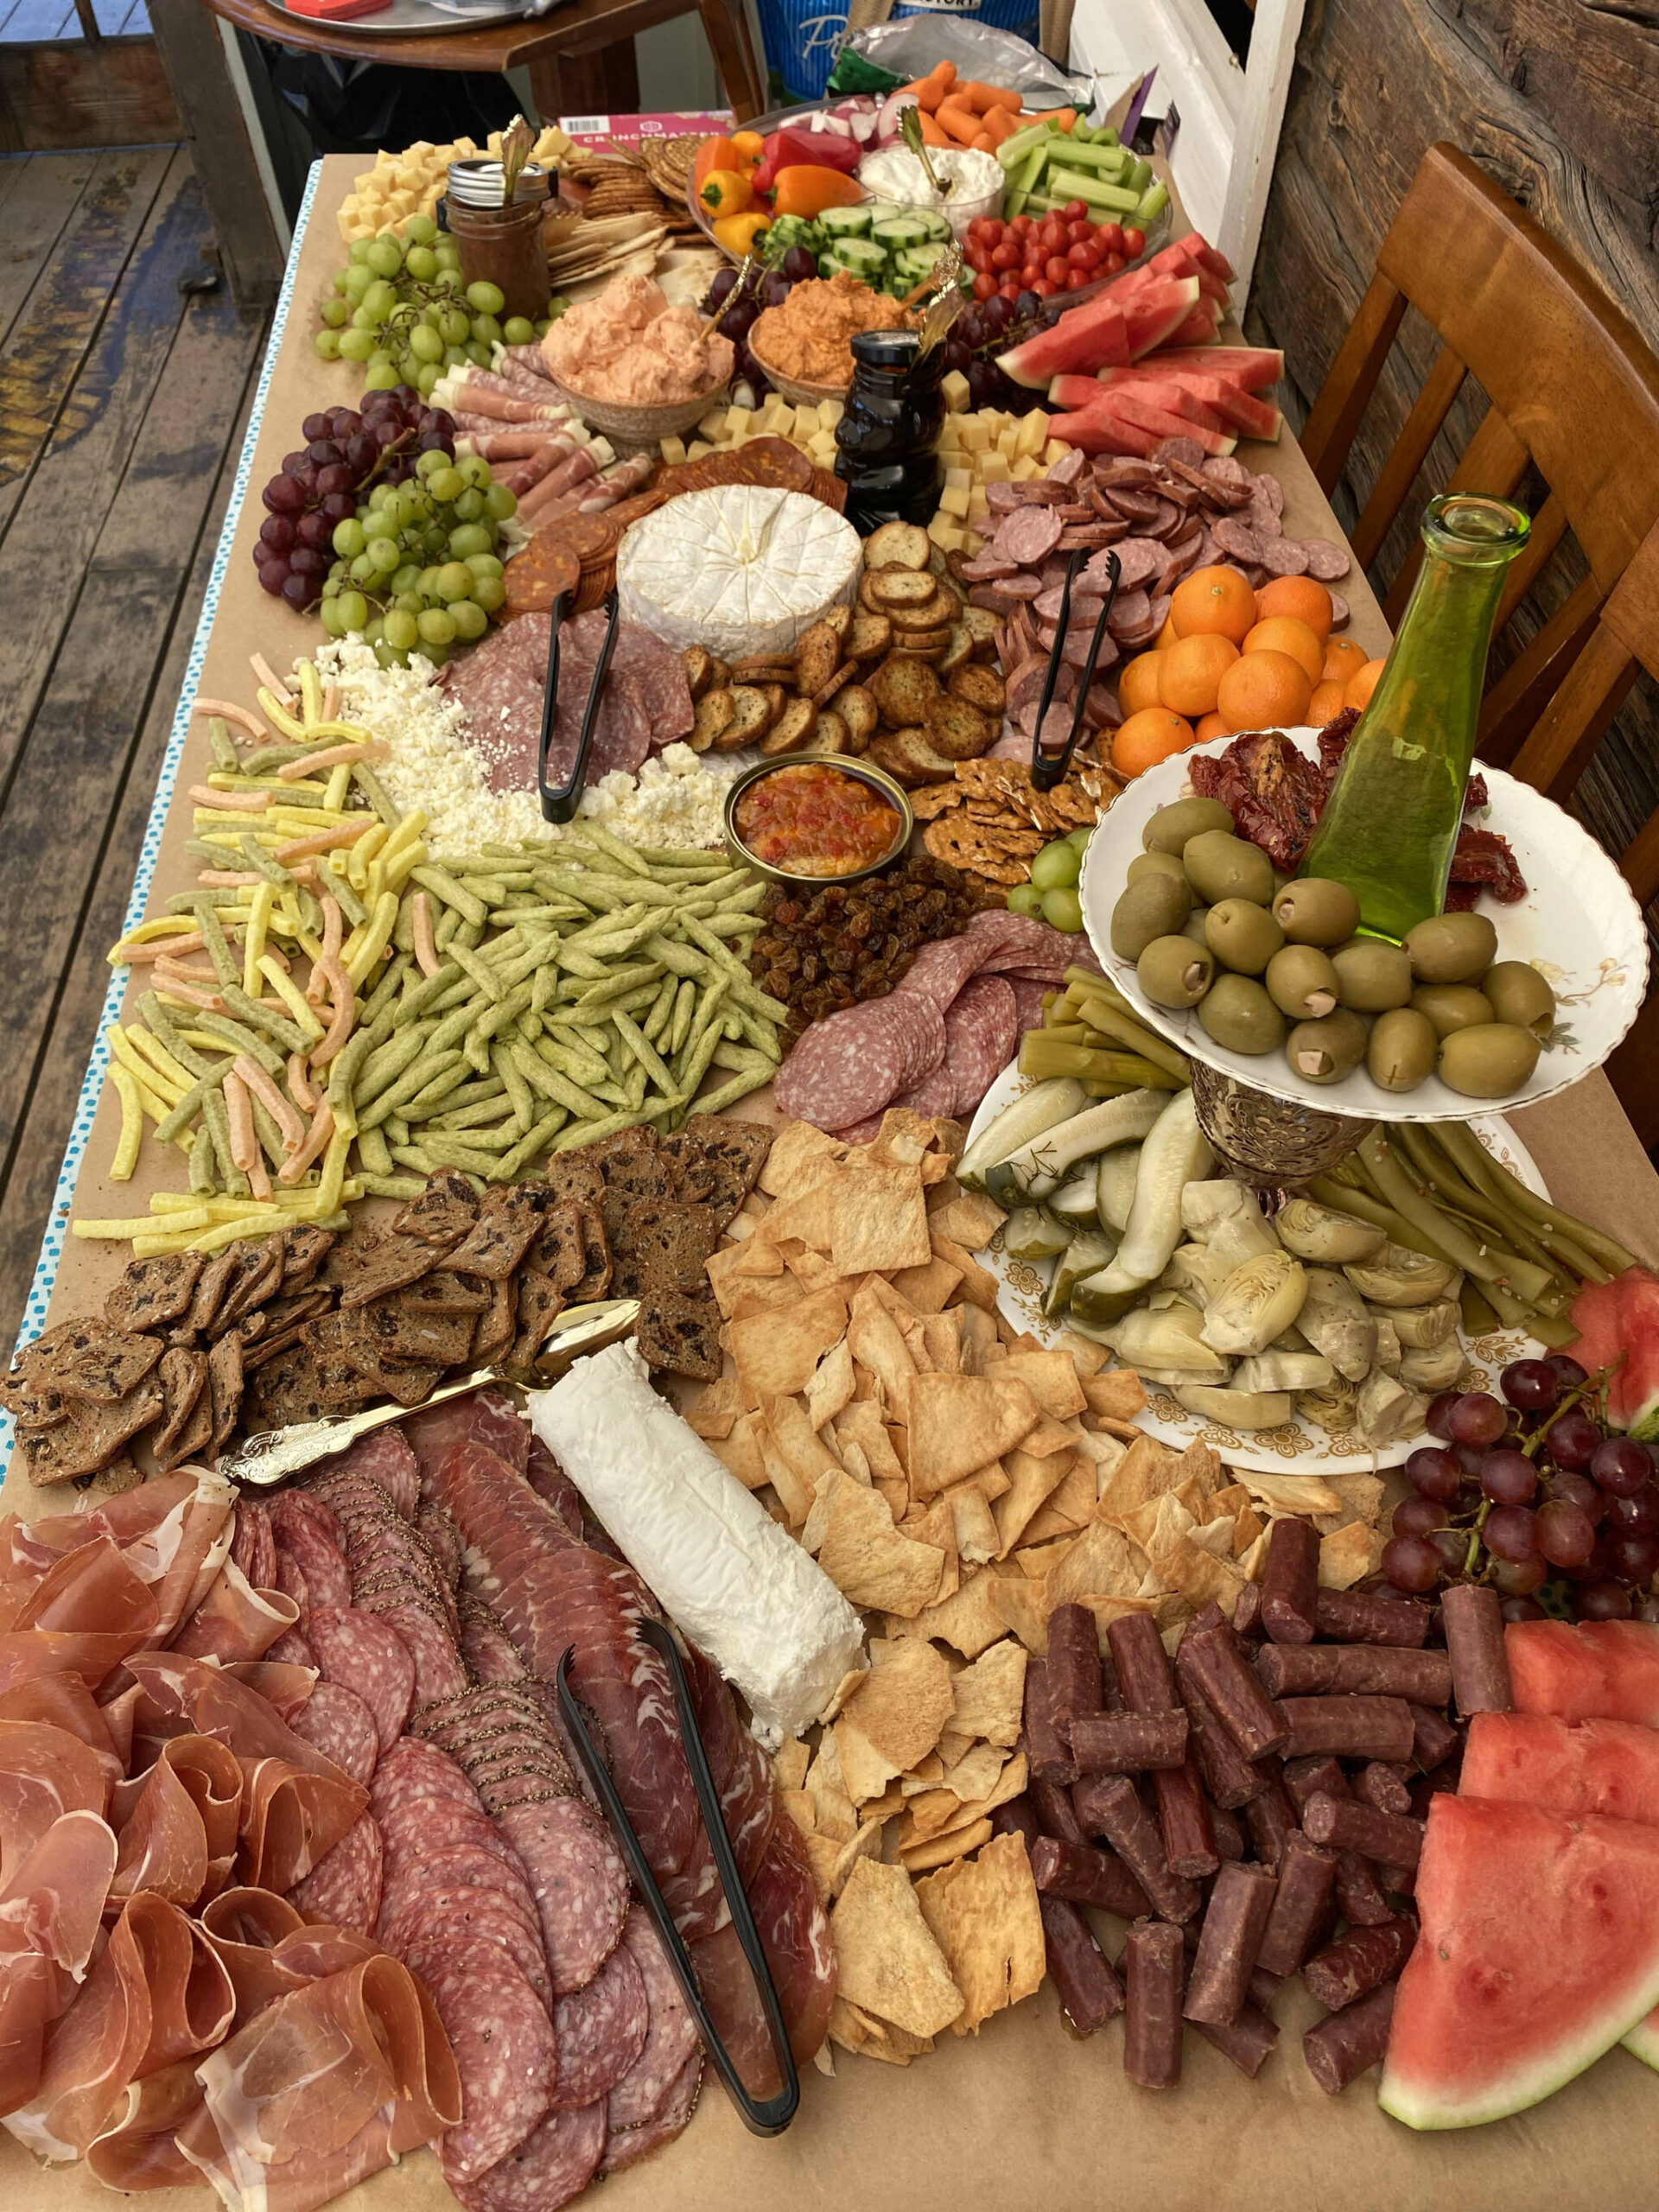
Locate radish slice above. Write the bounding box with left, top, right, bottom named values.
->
left=874, top=91, right=919, bottom=147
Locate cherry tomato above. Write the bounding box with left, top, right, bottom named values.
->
left=1013, top=214, right=1033, bottom=238
left=1045, top=254, right=1071, bottom=284
left=971, top=269, right=997, bottom=301
left=991, top=241, right=1019, bottom=270
left=1077, top=239, right=1103, bottom=269
left=999, top=277, right=1022, bottom=302
left=1062, top=198, right=1088, bottom=223
left=1122, top=226, right=1145, bottom=257
left=1102, top=251, right=1124, bottom=275
left=1065, top=269, right=1090, bottom=290
left=1033, top=276, right=1058, bottom=297
left=1066, top=219, right=1093, bottom=246
left=1039, top=219, right=1066, bottom=252
left=1020, top=261, right=1045, bottom=288
left=1097, top=222, right=1125, bottom=256
left=963, top=242, right=988, bottom=273
left=1066, top=241, right=1094, bottom=268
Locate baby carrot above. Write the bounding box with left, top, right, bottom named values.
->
left=899, top=58, right=955, bottom=111
left=961, top=79, right=1021, bottom=113
left=981, top=103, right=1019, bottom=144
left=917, top=111, right=949, bottom=146
left=935, top=102, right=982, bottom=145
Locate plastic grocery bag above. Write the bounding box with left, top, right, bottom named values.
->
left=760, top=1, right=1068, bottom=105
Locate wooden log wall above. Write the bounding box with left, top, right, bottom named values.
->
left=1245, top=0, right=1659, bottom=878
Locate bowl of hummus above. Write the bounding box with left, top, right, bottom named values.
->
left=749, top=268, right=918, bottom=403
left=541, top=272, right=734, bottom=446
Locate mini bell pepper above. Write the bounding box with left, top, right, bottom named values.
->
left=747, top=130, right=787, bottom=197
left=771, top=164, right=864, bottom=219
left=698, top=168, right=753, bottom=218
left=730, top=129, right=766, bottom=164
left=712, top=209, right=771, bottom=257
left=773, top=122, right=861, bottom=176
left=693, top=135, right=744, bottom=193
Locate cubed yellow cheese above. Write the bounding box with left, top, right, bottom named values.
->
left=1010, top=456, right=1043, bottom=480
left=978, top=449, right=1011, bottom=482
left=997, top=427, right=1021, bottom=459
left=687, top=440, right=712, bottom=461
left=963, top=528, right=985, bottom=556
left=698, top=410, right=728, bottom=440
left=942, top=369, right=971, bottom=413
left=938, top=484, right=971, bottom=518
left=958, top=418, right=992, bottom=453
left=1017, top=414, right=1049, bottom=457
left=808, top=432, right=838, bottom=462
left=659, top=435, right=687, bottom=467
left=944, top=466, right=972, bottom=493
left=968, top=487, right=990, bottom=519
left=1044, top=439, right=1071, bottom=467
left=927, top=513, right=963, bottom=550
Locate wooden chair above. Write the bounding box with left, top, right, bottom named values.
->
left=1299, top=141, right=1659, bottom=1141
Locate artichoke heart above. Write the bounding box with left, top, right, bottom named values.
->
left=1181, top=1180, right=1280, bottom=1267
left=1274, top=1198, right=1388, bottom=1265
left=1200, top=1250, right=1309, bottom=1358
left=1100, top=1304, right=1230, bottom=1378
left=1291, top=1267, right=1376, bottom=1383
left=1174, top=1383, right=1294, bottom=1430
left=1234, top=1351, right=1336, bottom=1393
left=1160, top=1242, right=1236, bottom=1308
left=1355, top=1369, right=1428, bottom=1446
left=1371, top=1313, right=1404, bottom=1375
left=1392, top=1298, right=1462, bottom=1349
left=1345, top=1243, right=1460, bottom=1306
left=1398, top=1338, right=1469, bottom=1392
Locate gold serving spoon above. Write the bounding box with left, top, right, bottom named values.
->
left=899, top=103, right=950, bottom=200
left=217, top=1299, right=639, bottom=1489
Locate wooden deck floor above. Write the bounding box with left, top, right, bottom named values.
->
left=0, top=145, right=269, bottom=1360
left=0, top=0, right=151, bottom=39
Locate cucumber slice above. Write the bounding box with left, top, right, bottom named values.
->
left=916, top=208, right=953, bottom=241
left=872, top=214, right=931, bottom=247
left=829, top=237, right=888, bottom=278
left=818, top=202, right=874, bottom=238
left=865, top=200, right=904, bottom=226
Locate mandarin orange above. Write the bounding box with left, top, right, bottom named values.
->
left=1160, top=632, right=1239, bottom=718
left=1112, top=708, right=1198, bottom=778
left=1171, top=565, right=1257, bottom=644
left=1243, top=614, right=1325, bottom=688
left=1253, top=574, right=1334, bottom=640
left=1215, top=649, right=1313, bottom=734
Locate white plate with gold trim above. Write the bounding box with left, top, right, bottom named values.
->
left=967, top=1058, right=1549, bottom=1474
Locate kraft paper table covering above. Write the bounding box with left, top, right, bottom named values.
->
left=3, top=152, right=1656, bottom=2212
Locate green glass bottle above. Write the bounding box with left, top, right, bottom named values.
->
left=1299, top=493, right=1530, bottom=941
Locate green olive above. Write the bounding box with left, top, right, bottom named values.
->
left=1403, top=911, right=1499, bottom=984
left=1127, top=849, right=1188, bottom=887
left=1332, top=939, right=1414, bottom=1013
left=1181, top=906, right=1212, bottom=946
left=1439, top=1021, right=1542, bottom=1099
left=1110, top=874, right=1192, bottom=962
left=1265, top=944, right=1340, bottom=1020
left=1182, top=830, right=1276, bottom=907
left=1410, top=982, right=1496, bottom=1039
left=1481, top=960, right=1556, bottom=1039
left=1205, top=898, right=1285, bottom=976
left=1142, top=796, right=1235, bottom=855
left=1285, top=1006, right=1369, bottom=1084
left=1198, top=974, right=1286, bottom=1056
left=1368, top=1007, right=1440, bottom=1092
left=1137, top=935, right=1216, bottom=1010
left=1272, top=878, right=1361, bottom=947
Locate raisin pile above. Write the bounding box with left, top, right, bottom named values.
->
left=752, top=855, right=998, bottom=1041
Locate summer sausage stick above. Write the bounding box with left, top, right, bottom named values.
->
left=1313, top=1589, right=1431, bottom=1646
left=1408, top=1701, right=1460, bottom=1770
left=1179, top=1623, right=1287, bottom=1760
left=1192, top=2002, right=1278, bottom=2077
left=1255, top=1832, right=1338, bottom=1978
left=1336, top=1851, right=1395, bottom=1928
left=1232, top=1580, right=1263, bottom=1637
left=1274, top=1695, right=1416, bottom=1762
left=1183, top=1862, right=1278, bottom=2028
left=1123, top=1921, right=1185, bottom=2089
left=1300, top=1792, right=1426, bottom=1870
left=1440, top=1583, right=1514, bottom=1715
left=1073, top=1776, right=1200, bottom=1923
left=1154, top=1755, right=1219, bottom=1880
left=1303, top=1980, right=1397, bottom=2095
left=991, top=1802, right=1124, bottom=2033
left=1255, top=1643, right=1453, bottom=1703
left=1211, top=1802, right=1244, bottom=1861
left=1260, top=1516, right=1320, bottom=1644
left=1242, top=1772, right=1299, bottom=1872
left=1045, top=1603, right=1103, bottom=1741
left=1302, top=1916, right=1415, bottom=2012
left=1030, top=1834, right=1152, bottom=1920
left=1069, top=1709, right=1188, bottom=1774
left=1353, top=1763, right=1413, bottom=1817
left=1281, top=1754, right=1346, bottom=1812
left=1109, top=1616, right=1217, bottom=1876
left=1024, top=1659, right=1077, bottom=1787
left=1035, top=1777, right=1089, bottom=1847
left=1175, top=1648, right=1268, bottom=1809
left=1105, top=1615, right=1177, bottom=1711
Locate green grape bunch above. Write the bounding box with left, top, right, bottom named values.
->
left=315, top=215, right=556, bottom=397
left=319, top=448, right=518, bottom=671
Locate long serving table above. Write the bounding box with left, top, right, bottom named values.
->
left=3, top=151, right=1658, bottom=2212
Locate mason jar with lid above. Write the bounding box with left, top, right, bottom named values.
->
left=443, top=157, right=550, bottom=324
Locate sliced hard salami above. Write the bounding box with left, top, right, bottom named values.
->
left=424, top=1955, right=559, bottom=2183
left=370, top=1735, right=484, bottom=1824
left=307, top=1605, right=416, bottom=1753
left=445, top=2100, right=607, bottom=2212
left=289, top=1811, right=383, bottom=1933
left=1300, top=538, right=1352, bottom=580
left=944, top=974, right=1020, bottom=1121
left=495, top=1792, right=633, bottom=1997
left=382, top=1599, right=471, bottom=1710
left=231, top=1500, right=276, bottom=1592
left=1007, top=976, right=1052, bottom=1033
left=388, top=1836, right=544, bottom=1932
left=289, top=1679, right=379, bottom=1786
left=1211, top=517, right=1264, bottom=565
left=270, top=1523, right=352, bottom=1615
left=894, top=934, right=986, bottom=1011
left=992, top=506, right=1064, bottom=566
left=830, top=1109, right=888, bottom=1142
left=273, top=1548, right=308, bottom=1620
left=600, top=2051, right=701, bottom=2175
left=264, top=1625, right=315, bottom=1669
left=551, top=1937, right=649, bottom=2108
left=396, top=1886, right=552, bottom=2001
left=889, top=1061, right=962, bottom=1118
left=416, top=1501, right=464, bottom=1589
left=383, top=1801, right=532, bottom=1881
left=330, top=1429, right=420, bottom=1520
left=605, top=1908, right=702, bottom=2133
left=460, top=1604, right=531, bottom=1683
left=773, top=990, right=945, bottom=1132
left=1257, top=535, right=1309, bottom=576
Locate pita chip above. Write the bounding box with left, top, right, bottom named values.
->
left=1082, top=1366, right=1150, bottom=1421
left=1320, top=1518, right=1382, bottom=1590
left=839, top=1637, right=956, bottom=1772
left=846, top=1287, right=918, bottom=1418
left=941, top=1739, right=1007, bottom=1803
left=994, top=1351, right=1088, bottom=1421
left=804, top=1339, right=856, bottom=1431
left=891, top=1255, right=964, bottom=1315
left=926, top=1190, right=1007, bottom=1251
left=766, top=1392, right=843, bottom=1491
left=948, top=1638, right=1027, bottom=1747
left=728, top=1287, right=849, bottom=1399
left=683, top=1372, right=743, bottom=1440
left=817, top=1475, right=946, bottom=1618
left=830, top=1858, right=964, bottom=2039
left=947, top=1482, right=1001, bottom=1567
left=1099, top=1431, right=1186, bottom=1517
left=913, top=1831, right=1045, bottom=2034
left=893, top=1565, right=1009, bottom=1658
left=759, top=1120, right=847, bottom=1199
left=773, top=1739, right=810, bottom=1793
left=833, top=1397, right=906, bottom=1484
left=899, top=1816, right=995, bottom=1873
left=1017, top=1454, right=1099, bottom=1547
left=1241, top=1470, right=1343, bottom=1516
left=709, top=1410, right=769, bottom=1491
left=992, top=1447, right=1072, bottom=1557
left=929, top=1230, right=1000, bottom=1311
left=988, top=1576, right=1052, bottom=1653
left=1045, top=1519, right=1146, bottom=1610
left=908, top=1372, right=1041, bottom=1496
left=956, top=1304, right=1000, bottom=1376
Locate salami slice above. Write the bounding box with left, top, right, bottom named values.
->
left=273, top=1548, right=308, bottom=1620
left=445, top=2100, right=607, bottom=2212
left=395, top=1886, right=552, bottom=2001
left=894, top=934, right=987, bottom=1012
left=270, top=1517, right=352, bottom=1614
left=889, top=1061, right=961, bottom=1118
left=1258, top=535, right=1309, bottom=576
left=1033, top=585, right=1104, bottom=627
left=1007, top=976, right=1052, bottom=1033
left=330, top=1429, right=420, bottom=1519
left=383, top=1599, right=471, bottom=1710
left=1212, top=517, right=1264, bottom=565
left=384, top=1804, right=535, bottom=1890
left=830, top=1109, right=887, bottom=1142
left=387, top=1837, right=544, bottom=1930
left=423, top=1956, right=558, bottom=2183
left=1255, top=473, right=1286, bottom=517
left=550, top=1937, right=649, bottom=2108
left=1153, top=436, right=1206, bottom=471
left=958, top=551, right=1020, bottom=581
left=992, top=506, right=1064, bottom=567
left=773, top=991, right=945, bottom=1132
left=1049, top=445, right=1087, bottom=487
left=371, top=1735, right=484, bottom=1824
left=1300, top=538, right=1352, bottom=581
left=416, top=1502, right=464, bottom=1588
left=264, top=1625, right=316, bottom=1669
left=289, top=1679, right=378, bottom=1786
left=495, top=1792, right=632, bottom=1997
left=943, top=974, right=1019, bottom=1121
left=231, top=1501, right=276, bottom=1592
left=1327, top=589, right=1350, bottom=629
left=460, top=1605, right=531, bottom=1684
left=308, top=1605, right=416, bottom=1753
left=605, top=1908, right=702, bottom=2133
left=600, top=2051, right=702, bottom=2175
left=289, top=1811, right=383, bottom=1934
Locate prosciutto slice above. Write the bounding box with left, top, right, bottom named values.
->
left=2, top=1470, right=234, bottom=1644
left=0, top=1537, right=160, bottom=1694
left=0, top=1718, right=110, bottom=1879
left=108, top=1732, right=242, bottom=1908
left=0, top=1808, right=118, bottom=2116
left=173, top=1555, right=300, bottom=1664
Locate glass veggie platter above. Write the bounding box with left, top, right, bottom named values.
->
left=966, top=1056, right=1553, bottom=1475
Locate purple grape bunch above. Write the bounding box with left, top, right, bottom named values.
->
left=939, top=291, right=1050, bottom=416
left=256, top=388, right=456, bottom=611
left=1379, top=1356, right=1659, bottom=1624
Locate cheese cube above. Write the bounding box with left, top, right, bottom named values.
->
left=698, top=410, right=728, bottom=441
left=942, top=369, right=971, bottom=413
left=938, top=485, right=971, bottom=518
left=1044, top=439, right=1071, bottom=467
left=687, top=441, right=712, bottom=461
left=978, top=449, right=1010, bottom=482
left=726, top=407, right=755, bottom=441
left=926, top=513, right=957, bottom=548
left=944, top=467, right=972, bottom=493
left=968, top=487, right=990, bottom=519
left=809, top=432, right=838, bottom=462
left=659, top=435, right=688, bottom=467
left=957, top=417, right=992, bottom=453
left=1017, top=414, right=1049, bottom=457
left=963, top=528, right=985, bottom=556
left=997, top=427, right=1021, bottom=460
left=1010, top=456, right=1043, bottom=480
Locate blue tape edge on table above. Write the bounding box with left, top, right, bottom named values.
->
left=0, top=161, right=324, bottom=1481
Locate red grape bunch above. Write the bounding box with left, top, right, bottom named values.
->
left=1382, top=1356, right=1659, bottom=1624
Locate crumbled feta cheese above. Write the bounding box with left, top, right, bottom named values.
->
left=311, top=637, right=736, bottom=853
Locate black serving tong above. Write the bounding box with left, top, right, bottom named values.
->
left=556, top=1624, right=800, bottom=2136
left=1027, top=546, right=1121, bottom=792
left=537, top=585, right=621, bottom=823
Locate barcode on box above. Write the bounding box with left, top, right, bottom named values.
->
left=560, top=115, right=609, bottom=133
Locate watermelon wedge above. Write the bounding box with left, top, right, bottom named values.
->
left=1044, top=408, right=1160, bottom=458
left=1093, top=389, right=1236, bottom=456
left=1097, top=377, right=1228, bottom=435
left=998, top=295, right=1131, bottom=387
left=1121, top=276, right=1203, bottom=362
left=1140, top=345, right=1284, bottom=390
left=1507, top=1618, right=1659, bottom=1726
left=1567, top=1264, right=1659, bottom=1435
left=1379, top=1795, right=1659, bottom=2128
left=1461, top=1711, right=1659, bottom=1823
left=1126, top=244, right=1230, bottom=306
left=1164, top=302, right=1223, bottom=349
left=1163, top=372, right=1282, bottom=442
left=1048, top=374, right=1116, bottom=411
